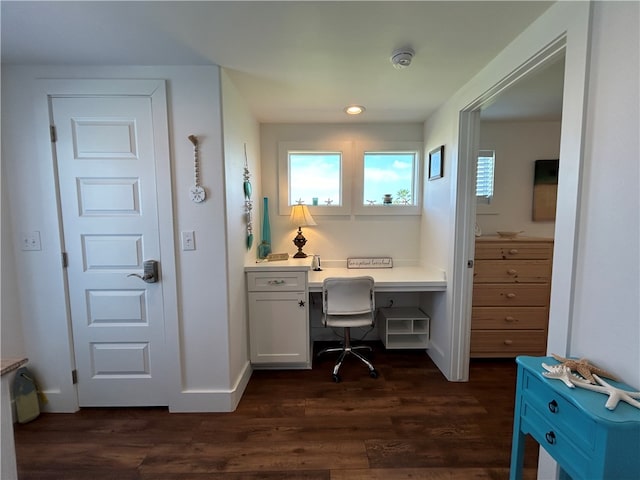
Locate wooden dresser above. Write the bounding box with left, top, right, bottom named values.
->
left=471, top=236, right=553, bottom=358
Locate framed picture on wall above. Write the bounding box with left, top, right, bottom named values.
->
left=428, top=145, right=444, bottom=180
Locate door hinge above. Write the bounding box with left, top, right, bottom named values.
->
left=50, top=125, right=57, bottom=143
left=467, top=260, right=474, bottom=268
left=62, top=252, right=68, bottom=268
left=71, top=369, right=78, bottom=384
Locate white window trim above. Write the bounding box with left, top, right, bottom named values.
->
left=353, top=141, right=423, bottom=216
left=278, top=140, right=353, bottom=216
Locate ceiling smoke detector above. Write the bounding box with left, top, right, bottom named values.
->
left=390, top=48, right=415, bottom=69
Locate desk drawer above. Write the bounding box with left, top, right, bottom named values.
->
left=470, top=330, right=546, bottom=356
left=472, top=284, right=550, bottom=306
left=246, top=271, right=306, bottom=292
left=475, top=242, right=553, bottom=260
left=473, top=260, right=551, bottom=283
left=472, top=307, right=548, bottom=330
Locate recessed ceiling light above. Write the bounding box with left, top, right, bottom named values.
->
left=344, top=105, right=365, bottom=115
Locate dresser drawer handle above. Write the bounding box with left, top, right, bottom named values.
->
left=506, top=293, right=517, bottom=299
left=548, top=400, right=559, bottom=413
left=508, top=249, right=519, bottom=255
left=504, top=316, right=515, bottom=323
left=507, top=269, right=517, bottom=275
left=267, top=279, right=286, bottom=285
left=545, top=431, right=556, bottom=445
left=503, top=339, right=513, bottom=345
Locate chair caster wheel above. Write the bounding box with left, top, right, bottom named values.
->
left=369, top=369, right=379, bottom=379
left=332, top=374, right=341, bottom=383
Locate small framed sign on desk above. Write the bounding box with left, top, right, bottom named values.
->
left=347, top=257, right=393, bottom=269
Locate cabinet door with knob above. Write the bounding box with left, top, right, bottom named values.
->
left=471, top=237, right=553, bottom=358
left=246, top=271, right=310, bottom=368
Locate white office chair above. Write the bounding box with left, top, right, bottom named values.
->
left=317, top=276, right=378, bottom=382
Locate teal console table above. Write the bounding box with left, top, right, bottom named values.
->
left=510, top=356, right=640, bottom=480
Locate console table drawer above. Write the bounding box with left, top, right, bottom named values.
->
left=521, top=400, right=591, bottom=480
left=472, top=284, right=550, bottom=306
left=247, top=271, right=306, bottom=292
left=470, top=331, right=547, bottom=356
left=472, top=307, right=548, bottom=329
left=522, top=370, right=597, bottom=453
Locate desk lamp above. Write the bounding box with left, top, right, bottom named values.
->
left=290, top=204, right=317, bottom=258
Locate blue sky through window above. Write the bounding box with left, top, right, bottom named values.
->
left=363, top=153, right=415, bottom=205
left=289, top=153, right=341, bottom=205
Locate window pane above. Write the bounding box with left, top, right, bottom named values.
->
left=476, top=150, right=495, bottom=200
left=363, top=152, right=416, bottom=205
left=289, top=152, right=341, bottom=206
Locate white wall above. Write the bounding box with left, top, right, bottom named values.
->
left=220, top=70, right=261, bottom=402
left=1, top=174, right=25, bottom=358
left=259, top=123, right=424, bottom=264
left=422, top=0, right=591, bottom=382
left=1, top=65, right=243, bottom=412
left=569, top=1, right=639, bottom=388
left=477, top=121, right=560, bottom=238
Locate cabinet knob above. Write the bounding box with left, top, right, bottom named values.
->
left=503, top=339, right=513, bottom=345
left=545, top=431, right=556, bottom=445
left=548, top=400, right=559, bottom=413
left=507, top=269, right=517, bottom=275
left=506, top=293, right=517, bottom=299
left=508, top=249, right=519, bottom=255
left=268, top=279, right=286, bottom=285
left=504, top=316, right=515, bottom=322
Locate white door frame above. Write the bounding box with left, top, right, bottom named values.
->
left=452, top=3, right=592, bottom=384
left=42, top=79, right=179, bottom=410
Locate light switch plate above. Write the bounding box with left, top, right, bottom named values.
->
left=181, top=231, right=195, bottom=251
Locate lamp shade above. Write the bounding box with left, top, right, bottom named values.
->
left=290, top=204, right=317, bottom=227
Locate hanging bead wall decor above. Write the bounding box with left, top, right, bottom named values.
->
left=188, top=134, right=206, bottom=203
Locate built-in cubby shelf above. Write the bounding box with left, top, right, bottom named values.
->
left=377, top=307, right=430, bottom=349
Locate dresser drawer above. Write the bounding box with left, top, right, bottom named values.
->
left=473, top=260, right=551, bottom=283
left=472, top=307, right=548, bottom=330
left=246, top=271, right=306, bottom=292
left=472, top=284, right=550, bottom=306
left=521, top=370, right=597, bottom=453
left=470, top=330, right=547, bottom=356
left=475, top=242, right=553, bottom=260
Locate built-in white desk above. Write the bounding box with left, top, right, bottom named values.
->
left=245, top=258, right=447, bottom=368
left=308, top=266, right=446, bottom=292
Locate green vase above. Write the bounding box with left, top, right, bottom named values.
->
left=258, top=197, right=272, bottom=259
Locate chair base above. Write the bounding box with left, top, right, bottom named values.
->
left=317, top=329, right=378, bottom=382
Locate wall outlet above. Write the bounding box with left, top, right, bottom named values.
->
left=21, top=231, right=41, bottom=251
left=181, top=231, right=195, bottom=251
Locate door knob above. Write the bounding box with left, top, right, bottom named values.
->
left=127, top=260, right=159, bottom=283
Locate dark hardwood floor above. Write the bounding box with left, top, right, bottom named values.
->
left=14, top=343, right=538, bottom=479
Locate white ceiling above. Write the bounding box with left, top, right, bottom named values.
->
left=1, top=1, right=561, bottom=123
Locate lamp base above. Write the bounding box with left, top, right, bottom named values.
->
left=293, top=227, right=308, bottom=258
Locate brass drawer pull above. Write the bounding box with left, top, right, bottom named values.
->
left=506, top=293, right=517, bottom=299
left=507, top=269, right=518, bottom=275
left=504, top=316, right=515, bottom=322
left=508, top=249, right=519, bottom=255
left=503, top=339, right=513, bottom=345
left=548, top=400, right=559, bottom=413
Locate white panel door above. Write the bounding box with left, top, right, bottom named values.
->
left=51, top=95, right=168, bottom=406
